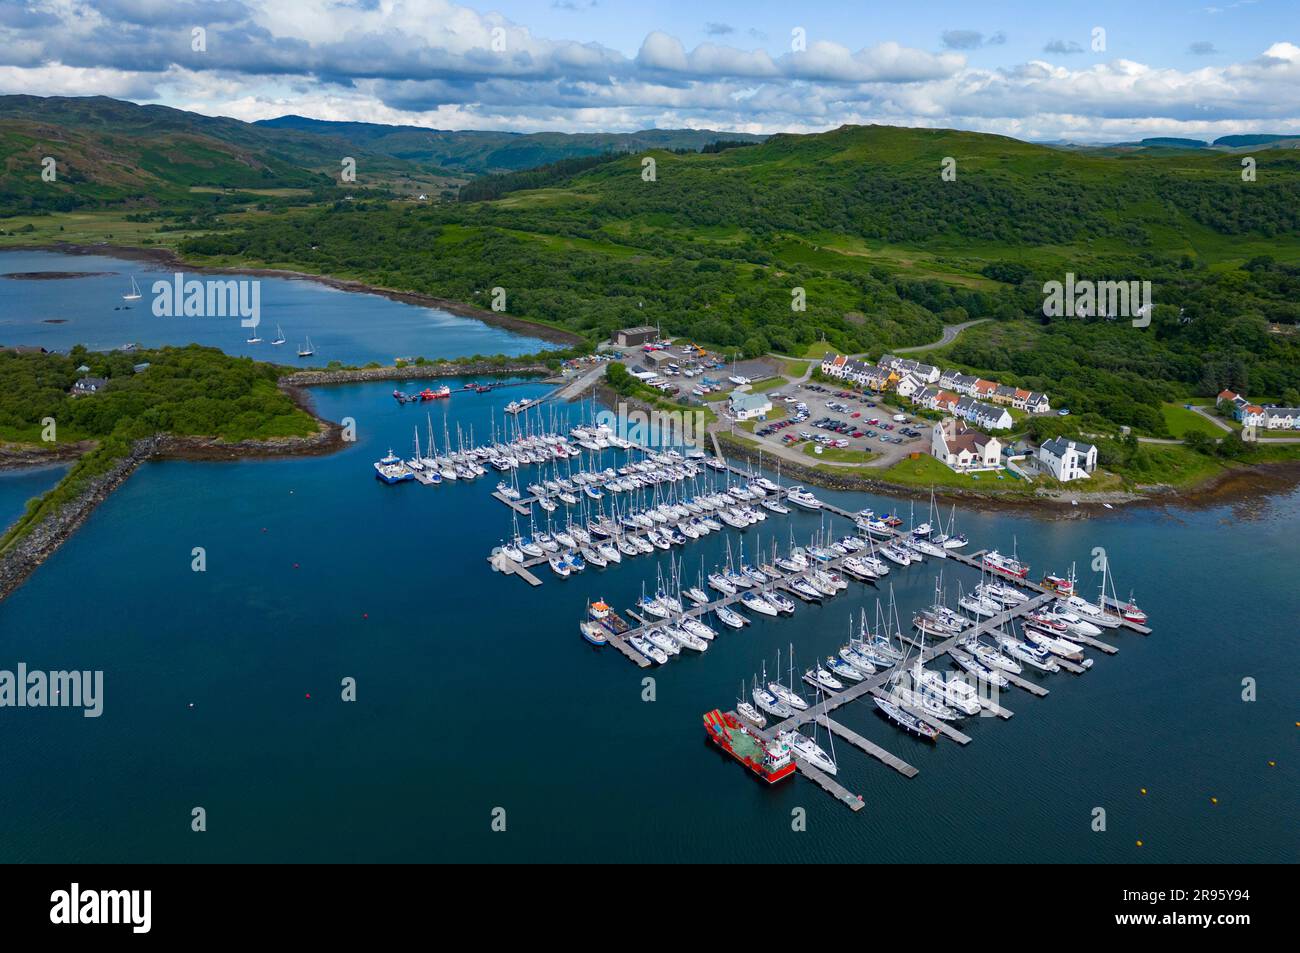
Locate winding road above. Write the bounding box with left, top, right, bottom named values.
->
left=892, top=318, right=990, bottom=354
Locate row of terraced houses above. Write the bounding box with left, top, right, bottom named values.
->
left=1216, top=391, right=1300, bottom=430
left=819, top=353, right=1050, bottom=431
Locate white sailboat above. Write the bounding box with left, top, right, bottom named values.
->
left=272, top=324, right=287, bottom=346
left=122, top=275, right=142, bottom=301
left=297, top=336, right=315, bottom=358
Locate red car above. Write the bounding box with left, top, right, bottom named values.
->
left=850, top=411, right=861, bottom=418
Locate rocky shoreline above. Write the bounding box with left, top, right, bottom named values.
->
left=714, top=432, right=1297, bottom=517
left=281, top=360, right=553, bottom=387
left=0, top=440, right=96, bottom=471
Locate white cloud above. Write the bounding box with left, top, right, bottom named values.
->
left=0, top=1, right=1295, bottom=141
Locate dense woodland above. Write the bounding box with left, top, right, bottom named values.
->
left=0, top=345, right=315, bottom=445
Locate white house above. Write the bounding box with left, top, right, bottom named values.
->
left=1021, top=391, right=1051, bottom=413
left=71, top=377, right=108, bottom=397
left=1239, top=405, right=1266, bottom=428
left=729, top=391, right=772, bottom=421
left=821, top=353, right=848, bottom=378
left=912, top=386, right=940, bottom=408
left=895, top=373, right=927, bottom=398
left=931, top=418, right=1003, bottom=470
left=1038, top=437, right=1098, bottom=482
left=1261, top=407, right=1300, bottom=430
left=880, top=356, right=941, bottom=384
left=954, top=396, right=1013, bottom=431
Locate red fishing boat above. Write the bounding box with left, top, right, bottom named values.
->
left=703, top=709, right=796, bottom=783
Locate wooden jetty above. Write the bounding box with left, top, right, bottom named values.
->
left=747, top=719, right=865, bottom=811
left=794, top=759, right=865, bottom=812
left=815, top=715, right=918, bottom=778
left=486, top=549, right=542, bottom=587
left=1070, top=632, right=1119, bottom=654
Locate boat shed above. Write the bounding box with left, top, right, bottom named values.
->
left=612, top=326, right=658, bottom=347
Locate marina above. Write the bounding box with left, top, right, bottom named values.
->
left=548, top=452, right=1156, bottom=808
left=364, top=373, right=1159, bottom=816
left=2, top=370, right=1288, bottom=864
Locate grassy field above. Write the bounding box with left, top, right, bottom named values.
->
left=875, top=454, right=1029, bottom=491
left=1161, top=402, right=1232, bottom=438
left=0, top=209, right=207, bottom=249
left=746, top=376, right=790, bottom=394
left=1129, top=445, right=1231, bottom=487
left=800, top=443, right=876, bottom=464
left=798, top=340, right=839, bottom=359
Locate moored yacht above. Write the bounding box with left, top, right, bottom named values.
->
left=786, top=487, right=823, bottom=511
left=983, top=549, right=1029, bottom=580
left=779, top=729, right=837, bottom=775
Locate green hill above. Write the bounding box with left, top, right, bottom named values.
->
left=180, top=122, right=1300, bottom=438
left=0, top=95, right=446, bottom=215
left=254, top=115, right=765, bottom=173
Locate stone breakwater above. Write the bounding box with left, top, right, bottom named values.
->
left=0, top=425, right=339, bottom=604
left=281, top=361, right=552, bottom=387
left=0, top=437, right=158, bottom=603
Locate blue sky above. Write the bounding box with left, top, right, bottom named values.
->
left=0, top=0, right=1295, bottom=141
left=497, top=0, right=1271, bottom=69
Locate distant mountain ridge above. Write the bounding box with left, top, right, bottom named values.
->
left=1052, top=133, right=1300, bottom=152
left=253, top=115, right=766, bottom=173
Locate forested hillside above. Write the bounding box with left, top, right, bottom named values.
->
left=180, top=123, right=1300, bottom=437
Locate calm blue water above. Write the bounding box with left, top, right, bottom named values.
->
left=0, top=378, right=1295, bottom=863
left=0, top=464, right=67, bottom=531
left=0, top=250, right=553, bottom=364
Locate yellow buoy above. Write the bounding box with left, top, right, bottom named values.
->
left=1268, top=761, right=1276, bottom=767
left=1140, top=788, right=1147, bottom=795
left=1210, top=797, right=1218, bottom=805
left=1136, top=840, right=1143, bottom=847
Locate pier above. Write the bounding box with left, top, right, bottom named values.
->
left=815, top=715, right=918, bottom=778
left=484, top=436, right=1152, bottom=810
left=746, top=718, right=865, bottom=811
left=792, top=759, right=865, bottom=812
